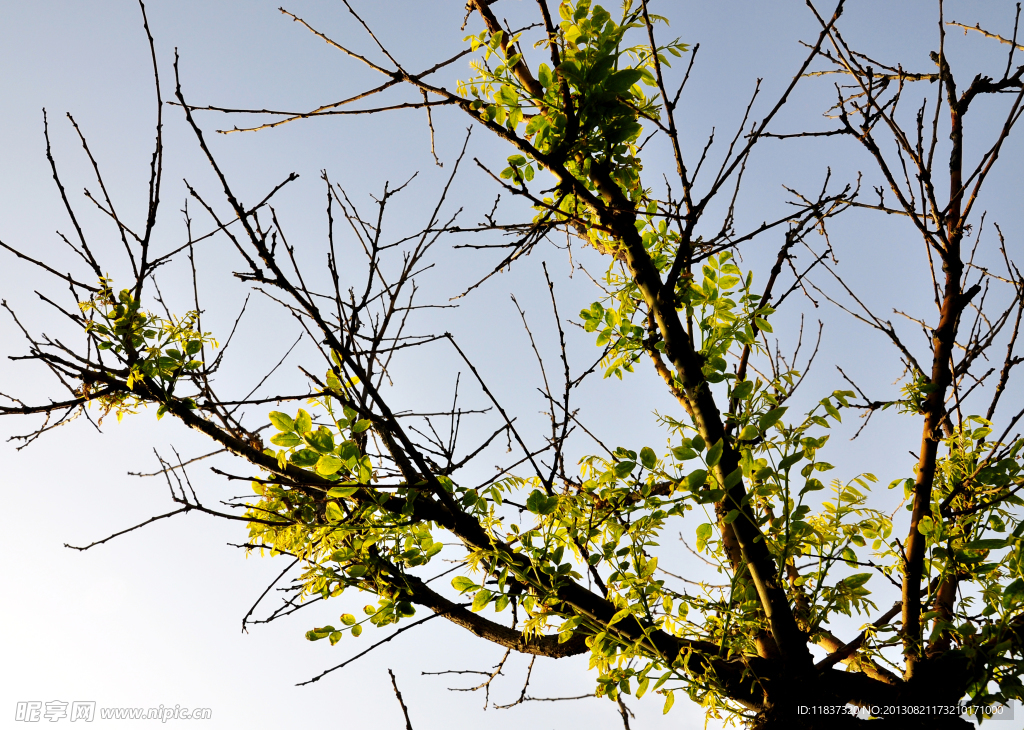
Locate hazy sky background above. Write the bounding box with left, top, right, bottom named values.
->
left=2, top=1, right=1023, bottom=728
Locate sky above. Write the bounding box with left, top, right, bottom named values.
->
left=2, top=1, right=1023, bottom=728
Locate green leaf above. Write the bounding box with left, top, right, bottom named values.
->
left=965, top=539, right=1007, bottom=551
left=640, top=447, right=657, bottom=469
left=732, top=380, right=754, bottom=400
left=844, top=573, right=872, bottom=589
left=268, top=411, right=295, bottom=432
left=326, top=502, right=344, bottom=522
left=316, top=454, right=345, bottom=476
left=295, top=409, right=312, bottom=435
left=351, top=419, right=372, bottom=434
left=918, top=516, right=934, bottom=535
left=737, top=424, right=759, bottom=441
left=606, top=68, right=643, bottom=93
left=305, top=427, right=335, bottom=454
left=663, top=689, right=675, bottom=714
left=338, top=440, right=360, bottom=461
left=270, top=432, right=302, bottom=448
left=497, top=84, right=518, bottom=106
left=686, top=469, right=708, bottom=491
left=759, top=407, right=787, bottom=432
left=452, top=576, right=479, bottom=594
left=358, top=458, right=372, bottom=484
left=778, top=452, right=803, bottom=471
left=327, top=485, right=359, bottom=498
left=705, top=439, right=723, bottom=467
left=471, top=589, right=493, bottom=612
left=351, top=624, right=363, bottom=637
left=1003, top=578, right=1024, bottom=609
left=609, top=606, right=633, bottom=625
left=309, top=625, right=335, bottom=641
left=290, top=448, right=320, bottom=468
left=614, top=460, right=636, bottom=478
left=724, top=509, right=740, bottom=524
left=340, top=613, right=356, bottom=626
left=538, top=63, right=553, bottom=88
left=526, top=489, right=547, bottom=514
left=329, top=631, right=342, bottom=645
left=799, top=479, right=824, bottom=496
left=696, top=523, right=713, bottom=541
left=524, top=114, right=547, bottom=140
left=672, top=446, right=698, bottom=460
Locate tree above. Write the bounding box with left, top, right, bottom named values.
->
left=2, top=0, right=1024, bottom=727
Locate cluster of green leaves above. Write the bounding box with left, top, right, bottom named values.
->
left=228, top=309, right=1022, bottom=717
left=245, top=371, right=452, bottom=643
left=264, top=382, right=372, bottom=480
left=579, top=296, right=644, bottom=379
left=917, top=418, right=1024, bottom=706
left=685, top=252, right=774, bottom=383
left=581, top=249, right=775, bottom=381
left=78, top=279, right=216, bottom=420
left=576, top=205, right=676, bottom=381
left=657, top=386, right=894, bottom=641
left=223, top=1, right=1022, bottom=718
left=450, top=2, right=914, bottom=712
left=450, top=461, right=692, bottom=704
left=458, top=1, right=685, bottom=251
left=306, top=607, right=372, bottom=646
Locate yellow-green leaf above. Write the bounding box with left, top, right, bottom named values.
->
left=471, top=589, right=492, bottom=612
left=316, top=454, right=345, bottom=476
left=663, top=689, right=675, bottom=714
left=268, top=411, right=294, bottom=432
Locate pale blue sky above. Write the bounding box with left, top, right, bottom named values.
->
left=2, top=1, right=1023, bottom=728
